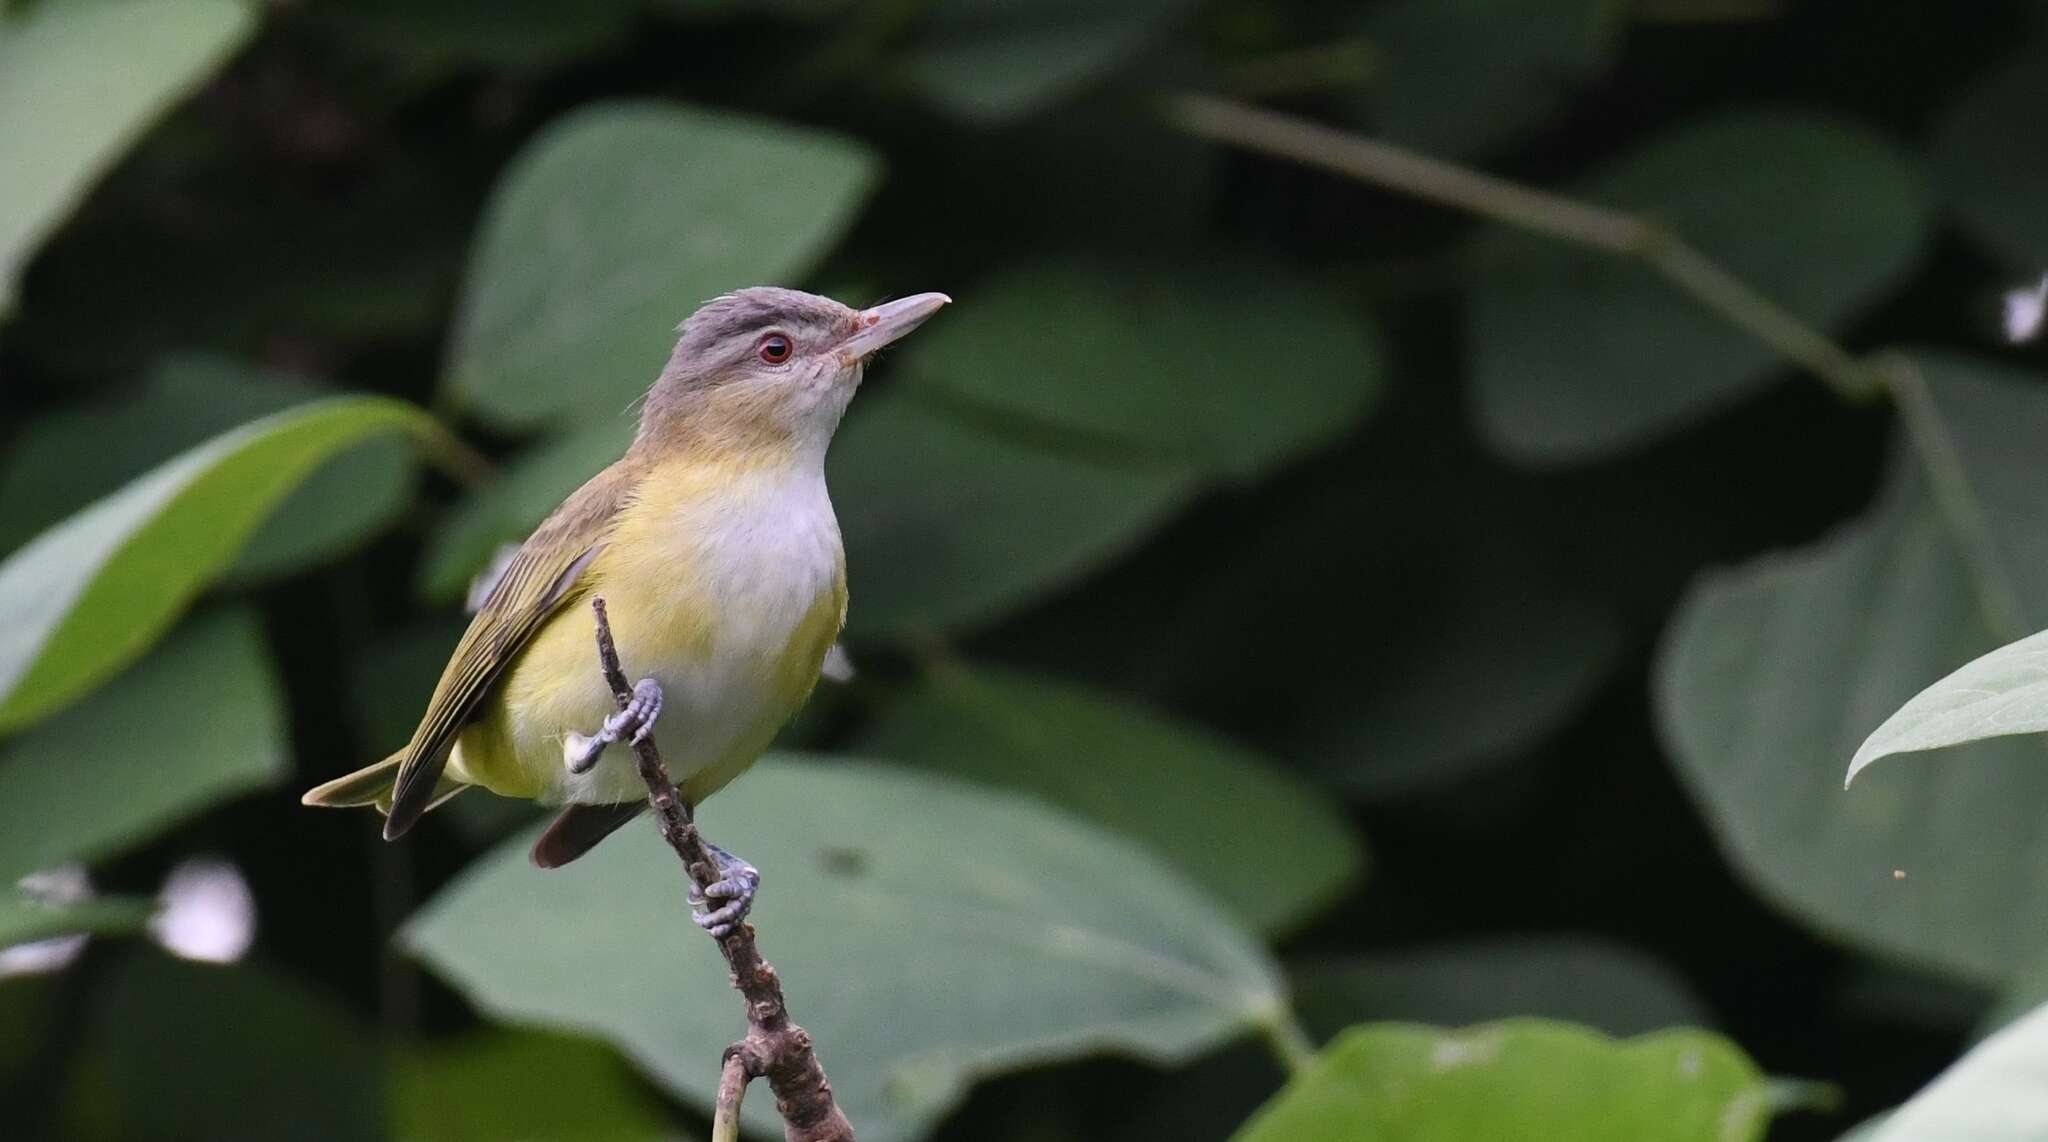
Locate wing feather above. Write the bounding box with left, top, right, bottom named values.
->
left=384, top=460, right=638, bottom=838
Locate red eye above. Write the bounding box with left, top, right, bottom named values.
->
left=758, top=333, right=793, bottom=364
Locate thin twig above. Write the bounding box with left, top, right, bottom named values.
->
left=590, top=597, right=854, bottom=1142
left=1163, top=92, right=1889, bottom=404
left=713, top=1052, right=751, bottom=1142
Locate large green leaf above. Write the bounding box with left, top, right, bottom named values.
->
left=418, top=418, right=636, bottom=604
left=445, top=102, right=879, bottom=429
left=0, top=0, right=255, bottom=315
left=831, top=393, right=1200, bottom=639
left=67, top=953, right=385, bottom=1142
left=1865, top=999, right=2048, bottom=1141
left=1470, top=111, right=1928, bottom=461
left=900, top=260, right=1383, bottom=480
left=1931, top=40, right=2048, bottom=267
left=898, top=0, right=1194, bottom=123
left=1361, top=0, right=1617, bottom=159
left=1658, top=354, right=2048, bottom=982
left=1233, top=1019, right=1768, bottom=1142
left=0, top=355, right=415, bottom=580
left=0, top=609, right=285, bottom=883
left=0, top=397, right=457, bottom=733
left=856, top=665, right=1364, bottom=934
left=1291, top=937, right=1713, bottom=1041
left=394, top=1030, right=677, bottom=1142
left=407, top=756, right=1286, bottom=1142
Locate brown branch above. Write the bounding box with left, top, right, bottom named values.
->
left=1163, top=92, right=1889, bottom=405
left=590, top=597, right=854, bottom=1142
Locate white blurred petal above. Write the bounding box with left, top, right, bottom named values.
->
left=149, top=857, right=256, bottom=964
left=2003, top=275, right=2048, bottom=344
left=0, top=934, right=87, bottom=978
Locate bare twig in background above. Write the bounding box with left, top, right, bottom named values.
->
left=589, top=597, right=854, bottom=1142
left=1164, top=92, right=1889, bottom=404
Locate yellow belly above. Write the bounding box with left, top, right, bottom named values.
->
left=453, top=578, right=843, bottom=805
left=450, top=458, right=847, bottom=807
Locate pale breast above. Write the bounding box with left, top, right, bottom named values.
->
left=500, top=456, right=846, bottom=805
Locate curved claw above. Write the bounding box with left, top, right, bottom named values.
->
left=561, top=678, right=663, bottom=775
left=690, top=847, right=761, bottom=937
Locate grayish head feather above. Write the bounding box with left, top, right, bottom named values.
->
left=670, top=287, right=857, bottom=375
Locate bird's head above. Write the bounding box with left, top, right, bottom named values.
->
left=637, top=287, right=949, bottom=460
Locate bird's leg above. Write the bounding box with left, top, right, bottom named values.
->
left=562, top=677, right=663, bottom=774
left=689, top=839, right=761, bottom=937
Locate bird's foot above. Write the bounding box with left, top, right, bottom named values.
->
left=563, top=677, right=663, bottom=774
left=690, top=841, right=760, bottom=938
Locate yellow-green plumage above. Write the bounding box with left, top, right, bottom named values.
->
left=450, top=450, right=847, bottom=807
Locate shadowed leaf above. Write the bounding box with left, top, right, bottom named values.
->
left=859, top=665, right=1364, bottom=933
left=445, top=102, right=879, bottom=429
left=407, top=756, right=1285, bottom=1142
left=0, top=609, right=285, bottom=882
left=0, top=0, right=255, bottom=315
left=1471, top=111, right=1927, bottom=461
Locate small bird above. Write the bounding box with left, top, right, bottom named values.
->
left=304, top=287, right=950, bottom=933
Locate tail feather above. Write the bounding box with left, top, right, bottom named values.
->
left=531, top=802, right=644, bottom=868
left=303, top=753, right=468, bottom=817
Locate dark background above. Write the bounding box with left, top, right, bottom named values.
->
left=6, top=1, right=2047, bottom=1139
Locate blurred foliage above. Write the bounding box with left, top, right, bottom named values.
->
left=1234, top=1019, right=1769, bottom=1142
left=7, top=1, right=2048, bottom=1140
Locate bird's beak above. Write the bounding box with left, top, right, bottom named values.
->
left=838, top=292, right=951, bottom=362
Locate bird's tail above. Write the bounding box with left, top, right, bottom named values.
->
left=302, top=752, right=468, bottom=817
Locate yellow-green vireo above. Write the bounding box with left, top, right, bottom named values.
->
left=304, top=288, right=950, bottom=933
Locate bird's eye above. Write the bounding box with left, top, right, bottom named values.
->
left=757, top=333, right=794, bottom=364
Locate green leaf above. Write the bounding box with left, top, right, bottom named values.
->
left=0, top=355, right=416, bottom=580
left=68, top=953, right=385, bottom=1142
left=1658, top=353, right=2048, bottom=982
left=900, top=260, right=1384, bottom=480
left=1232, top=1020, right=1769, bottom=1142
left=394, top=1030, right=676, bottom=1142
left=1362, top=0, right=1617, bottom=158
left=1291, top=937, right=1713, bottom=1041
left=407, top=755, right=1286, bottom=1142
left=0, top=396, right=457, bottom=733
left=0, top=609, right=285, bottom=882
left=1470, top=111, right=1928, bottom=461
left=898, top=0, right=1194, bottom=123
left=856, top=665, right=1364, bottom=934
left=1931, top=40, right=2048, bottom=267
left=831, top=393, right=1200, bottom=638
left=0, top=0, right=256, bottom=315
left=418, top=418, right=636, bottom=604
left=445, top=101, right=879, bottom=429
left=1864, top=1000, right=2048, bottom=1141
left=1848, top=625, right=2048, bottom=782
left=0, top=893, right=154, bottom=948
